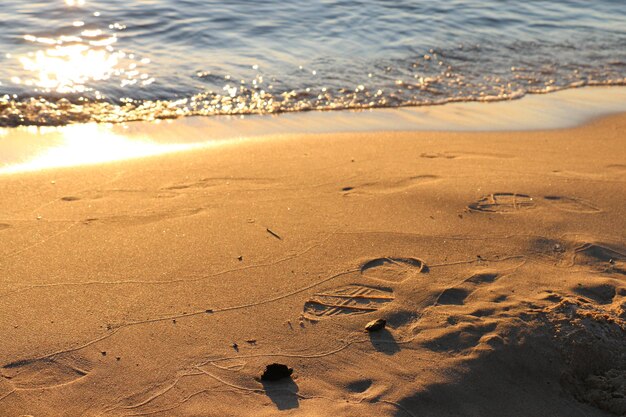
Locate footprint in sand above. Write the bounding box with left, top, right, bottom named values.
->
left=162, top=177, right=220, bottom=191
left=436, top=272, right=500, bottom=306
left=162, top=177, right=272, bottom=192
left=60, top=196, right=81, bottom=202
left=532, top=238, right=625, bottom=273
left=360, top=257, right=427, bottom=283
left=468, top=193, right=535, bottom=213
left=433, top=257, right=525, bottom=308
left=573, top=283, right=618, bottom=305
left=342, top=175, right=439, bottom=195
left=304, top=257, right=428, bottom=320
left=573, top=243, right=626, bottom=275
left=303, top=284, right=395, bottom=320
left=420, top=151, right=513, bottom=160
left=543, top=196, right=600, bottom=213
left=605, top=164, right=626, bottom=176
left=469, top=193, right=599, bottom=214
left=422, top=322, right=498, bottom=353
left=82, top=207, right=205, bottom=227
left=423, top=267, right=520, bottom=353
left=420, top=152, right=457, bottom=159
left=1, top=355, right=90, bottom=389
left=346, top=379, right=373, bottom=393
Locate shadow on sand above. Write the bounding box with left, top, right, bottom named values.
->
left=262, top=377, right=300, bottom=410
left=369, top=328, right=401, bottom=355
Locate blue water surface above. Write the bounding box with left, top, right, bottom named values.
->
left=0, top=0, right=624, bottom=125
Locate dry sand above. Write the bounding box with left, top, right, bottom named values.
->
left=0, top=109, right=625, bottom=416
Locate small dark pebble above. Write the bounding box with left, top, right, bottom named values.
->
left=342, top=186, right=353, bottom=192
left=237, top=256, right=243, bottom=261
left=246, top=339, right=257, bottom=344
left=101, top=351, right=107, bottom=356
left=116, top=357, right=121, bottom=361
left=261, top=363, right=293, bottom=381
left=205, top=309, right=213, bottom=314
left=365, top=318, right=386, bottom=332
left=232, top=343, right=239, bottom=351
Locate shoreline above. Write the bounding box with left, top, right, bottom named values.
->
left=2, top=85, right=626, bottom=174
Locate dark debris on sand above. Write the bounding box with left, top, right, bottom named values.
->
left=261, top=363, right=293, bottom=381
left=365, top=318, right=387, bottom=332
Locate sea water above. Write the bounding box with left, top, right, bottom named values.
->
left=0, top=0, right=624, bottom=126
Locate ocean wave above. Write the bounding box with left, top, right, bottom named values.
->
left=0, top=0, right=625, bottom=126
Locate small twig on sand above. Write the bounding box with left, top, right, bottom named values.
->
left=266, top=228, right=282, bottom=240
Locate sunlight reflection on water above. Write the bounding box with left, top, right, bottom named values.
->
left=16, top=13, right=151, bottom=95
left=0, top=0, right=624, bottom=126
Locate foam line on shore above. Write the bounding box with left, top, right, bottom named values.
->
left=1, top=86, right=626, bottom=174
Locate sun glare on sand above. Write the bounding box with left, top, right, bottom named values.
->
left=0, top=123, right=199, bottom=174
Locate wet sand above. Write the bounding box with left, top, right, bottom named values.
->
left=0, top=109, right=625, bottom=416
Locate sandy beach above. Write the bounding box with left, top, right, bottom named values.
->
left=1, top=105, right=625, bottom=416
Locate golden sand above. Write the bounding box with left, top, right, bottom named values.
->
left=0, top=96, right=625, bottom=416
